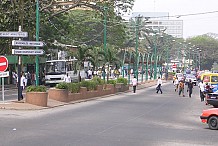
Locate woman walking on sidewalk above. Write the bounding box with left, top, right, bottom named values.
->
left=156, top=77, right=163, bottom=94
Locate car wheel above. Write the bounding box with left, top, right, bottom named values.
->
left=208, top=116, right=218, bottom=130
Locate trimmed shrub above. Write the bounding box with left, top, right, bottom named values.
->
left=80, top=80, right=97, bottom=91
left=55, top=82, right=69, bottom=89
left=92, top=76, right=104, bottom=85
left=116, top=77, right=128, bottom=85
left=69, top=83, right=80, bottom=93
left=107, top=79, right=117, bottom=86
left=26, top=85, right=47, bottom=92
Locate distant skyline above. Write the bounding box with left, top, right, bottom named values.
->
left=131, top=0, right=218, bottom=38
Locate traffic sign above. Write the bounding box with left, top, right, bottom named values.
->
left=12, top=49, right=45, bottom=55
left=172, top=64, right=177, bottom=68
left=0, top=71, right=9, bottom=78
left=12, top=40, right=44, bottom=47
left=0, top=56, right=8, bottom=72
left=0, top=31, right=28, bottom=38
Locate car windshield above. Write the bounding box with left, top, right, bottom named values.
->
left=186, top=75, right=195, bottom=79
left=176, top=74, right=183, bottom=77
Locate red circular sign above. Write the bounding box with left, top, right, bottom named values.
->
left=0, top=56, right=8, bottom=72
left=172, top=64, right=177, bottom=68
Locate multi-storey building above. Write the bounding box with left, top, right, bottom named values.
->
left=53, top=0, right=98, bottom=10
left=132, top=12, right=183, bottom=38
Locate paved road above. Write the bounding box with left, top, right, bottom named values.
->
left=0, top=82, right=216, bottom=146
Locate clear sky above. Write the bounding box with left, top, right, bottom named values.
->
left=131, top=0, right=218, bottom=38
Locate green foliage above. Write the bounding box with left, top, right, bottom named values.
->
left=107, top=79, right=117, bottom=86
left=116, top=77, right=128, bottom=85
left=69, top=83, right=80, bottom=93
left=26, top=85, right=47, bottom=92
left=55, top=82, right=69, bottom=89
left=169, top=72, right=176, bottom=76
left=92, top=76, right=105, bottom=85
left=80, top=80, right=97, bottom=91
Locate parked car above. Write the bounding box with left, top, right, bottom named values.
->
left=207, top=91, right=218, bottom=108
left=185, top=74, right=197, bottom=85
left=200, top=108, right=218, bottom=130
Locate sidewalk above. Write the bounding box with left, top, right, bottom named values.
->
left=0, top=80, right=164, bottom=110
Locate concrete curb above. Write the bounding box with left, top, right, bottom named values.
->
left=0, top=80, right=168, bottom=110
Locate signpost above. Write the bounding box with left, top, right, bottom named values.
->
left=12, top=49, right=45, bottom=55
left=12, top=40, right=44, bottom=47
left=0, top=56, right=8, bottom=103
left=0, top=31, right=28, bottom=38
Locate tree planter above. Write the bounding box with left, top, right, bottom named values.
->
left=26, top=92, right=48, bottom=107
left=48, top=88, right=69, bottom=102
left=105, top=84, right=115, bottom=94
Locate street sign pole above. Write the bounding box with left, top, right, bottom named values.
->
left=17, top=26, right=22, bottom=101
left=36, top=0, right=40, bottom=86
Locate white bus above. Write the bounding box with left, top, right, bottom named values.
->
left=45, top=59, right=86, bottom=86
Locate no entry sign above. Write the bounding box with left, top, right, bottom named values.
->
left=0, top=56, right=8, bottom=72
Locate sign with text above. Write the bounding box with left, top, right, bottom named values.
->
left=0, top=31, right=28, bottom=38
left=12, top=40, right=44, bottom=47
left=0, top=56, right=8, bottom=72
left=12, top=49, right=45, bottom=55
left=0, top=71, right=9, bottom=78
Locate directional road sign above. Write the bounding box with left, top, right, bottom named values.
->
left=12, top=49, right=45, bottom=55
left=0, top=56, right=8, bottom=72
left=12, top=40, right=44, bottom=47
left=0, top=71, right=9, bottom=78
left=0, top=31, right=28, bottom=38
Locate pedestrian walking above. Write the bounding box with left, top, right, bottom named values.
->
left=198, top=80, right=206, bottom=101
left=132, top=76, right=138, bottom=93
left=17, top=73, right=26, bottom=100
left=187, top=79, right=193, bottom=98
left=156, top=77, right=163, bottom=94
left=174, top=77, right=179, bottom=92
left=178, top=80, right=185, bottom=97
left=64, top=73, right=71, bottom=83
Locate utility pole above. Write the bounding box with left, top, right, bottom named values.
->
left=153, top=35, right=157, bottom=79
left=103, top=6, right=107, bottom=81
left=135, top=16, right=140, bottom=81
left=35, top=0, right=40, bottom=85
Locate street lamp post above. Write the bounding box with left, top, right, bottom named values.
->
left=35, top=0, right=40, bottom=85
left=102, top=6, right=107, bottom=81
left=199, top=50, right=201, bottom=70
left=135, top=16, right=140, bottom=81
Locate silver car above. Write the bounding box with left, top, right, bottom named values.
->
left=185, top=74, right=197, bottom=86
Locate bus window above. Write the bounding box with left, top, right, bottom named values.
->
left=211, top=76, right=218, bottom=82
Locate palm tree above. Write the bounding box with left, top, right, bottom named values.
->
left=70, top=45, right=90, bottom=82
left=99, top=45, right=121, bottom=81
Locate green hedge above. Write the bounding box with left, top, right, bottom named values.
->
left=26, top=85, right=47, bottom=92
left=55, top=82, right=69, bottom=89
left=69, top=83, right=80, bottom=93
left=80, top=80, right=98, bottom=91
left=116, top=77, right=128, bottom=85
left=107, top=79, right=116, bottom=86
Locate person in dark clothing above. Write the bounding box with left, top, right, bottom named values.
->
left=187, top=79, right=193, bottom=98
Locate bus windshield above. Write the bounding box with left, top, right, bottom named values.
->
left=46, top=61, right=66, bottom=74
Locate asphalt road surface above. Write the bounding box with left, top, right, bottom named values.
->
left=0, top=82, right=217, bottom=146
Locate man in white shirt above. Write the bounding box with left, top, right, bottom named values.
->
left=19, top=73, right=26, bottom=100
left=64, top=73, right=71, bottom=83
left=198, top=80, right=206, bottom=101
left=132, top=76, right=138, bottom=93
left=156, top=77, right=163, bottom=94
left=87, top=69, right=92, bottom=79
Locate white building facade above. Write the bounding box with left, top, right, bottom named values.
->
left=132, top=12, right=183, bottom=38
